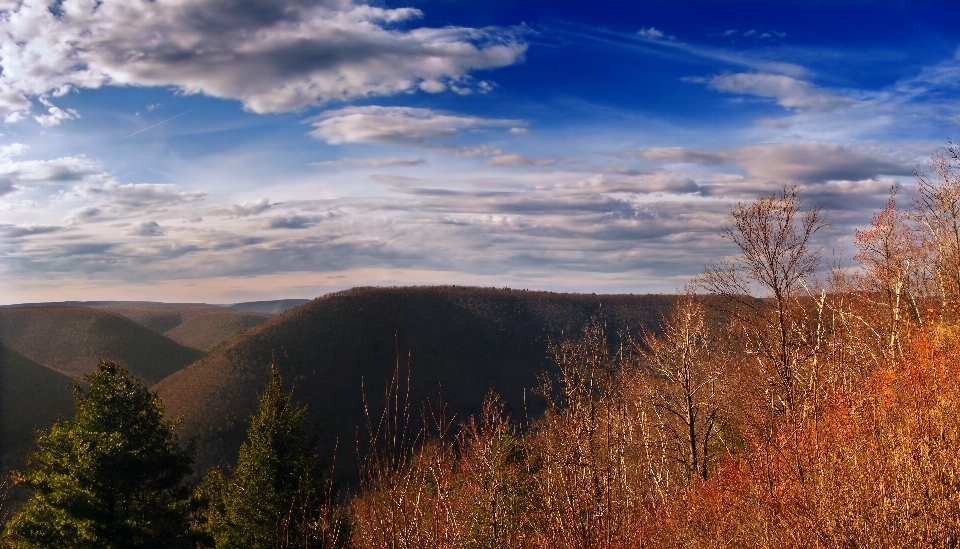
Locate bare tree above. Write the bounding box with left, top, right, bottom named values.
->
left=701, top=183, right=825, bottom=418
left=853, top=187, right=925, bottom=363
left=913, top=141, right=960, bottom=315
left=639, top=290, right=724, bottom=480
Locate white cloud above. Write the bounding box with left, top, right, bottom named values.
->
left=34, top=96, right=80, bottom=127
left=0, top=144, right=106, bottom=187
left=703, top=72, right=849, bottom=112
left=508, top=127, right=530, bottom=135
left=308, top=106, right=522, bottom=148
left=262, top=214, right=320, bottom=230
left=312, top=157, right=426, bottom=169
left=130, top=220, right=165, bottom=236
left=0, top=0, right=527, bottom=117
left=79, top=182, right=206, bottom=209
left=633, top=142, right=912, bottom=183
left=484, top=153, right=555, bottom=167
left=226, top=198, right=272, bottom=217
left=637, top=27, right=670, bottom=40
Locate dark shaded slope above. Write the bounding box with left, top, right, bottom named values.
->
left=229, top=299, right=310, bottom=314
left=96, top=304, right=273, bottom=351
left=0, top=344, right=75, bottom=466
left=0, top=306, right=204, bottom=384
left=154, top=286, right=674, bottom=481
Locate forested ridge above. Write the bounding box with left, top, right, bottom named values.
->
left=5, top=145, right=960, bottom=547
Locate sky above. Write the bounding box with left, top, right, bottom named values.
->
left=1, top=0, right=959, bottom=304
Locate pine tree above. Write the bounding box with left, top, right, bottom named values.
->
left=3, top=360, right=195, bottom=549
left=202, top=364, right=344, bottom=548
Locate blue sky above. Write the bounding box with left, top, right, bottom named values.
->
left=1, top=0, right=959, bottom=303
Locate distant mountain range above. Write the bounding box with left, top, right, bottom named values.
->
left=1, top=288, right=674, bottom=481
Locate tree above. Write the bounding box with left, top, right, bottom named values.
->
left=3, top=361, right=195, bottom=549
left=639, top=291, right=725, bottom=480
left=853, top=187, right=925, bottom=362
left=913, top=141, right=960, bottom=314
left=202, top=364, right=345, bottom=549
left=701, top=183, right=825, bottom=418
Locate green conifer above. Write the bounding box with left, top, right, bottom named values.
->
left=202, top=364, right=344, bottom=548
left=3, top=360, right=195, bottom=549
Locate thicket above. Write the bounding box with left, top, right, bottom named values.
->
left=4, top=145, right=960, bottom=547
left=345, top=144, right=960, bottom=548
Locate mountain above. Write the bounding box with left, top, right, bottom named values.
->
left=0, top=343, right=75, bottom=467
left=228, top=299, right=311, bottom=314
left=0, top=306, right=204, bottom=384
left=153, top=286, right=675, bottom=481
left=93, top=303, right=273, bottom=352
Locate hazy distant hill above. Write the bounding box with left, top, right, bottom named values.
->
left=0, top=343, right=75, bottom=466
left=154, top=286, right=675, bottom=481
left=93, top=303, right=273, bottom=352
left=228, top=299, right=311, bottom=314
left=0, top=306, right=204, bottom=384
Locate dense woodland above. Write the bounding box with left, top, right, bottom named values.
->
left=5, top=144, right=960, bottom=547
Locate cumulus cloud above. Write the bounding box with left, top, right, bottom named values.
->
left=34, top=97, right=80, bottom=127
left=226, top=198, right=272, bottom=216
left=131, top=220, right=165, bottom=236
left=0, top=144, right=106, bottom=188
left=0, top=0, right=527, bottom=117
left=312, top=157, right=426, bottom=169
left=308, top=106, right=522, bottom=147
left=633, top=142, right=912, bottom=183
left=702, top=72, right=849, bottom=112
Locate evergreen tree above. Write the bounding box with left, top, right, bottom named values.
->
left=202, top=364, right=344, bottom=548
left=3, top=360, right=195, bottom=549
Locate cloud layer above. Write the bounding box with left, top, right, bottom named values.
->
left=0, top=0, right=527, bottom=117
left=634, top=143, right=912, bottom=183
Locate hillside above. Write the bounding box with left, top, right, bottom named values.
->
left=0, top=306, right=204, bottom=384
left=0, top=343, right=75, bottom=467
left=153, top=286, right=675, bottom=481
left=228, top=299, right=311, bottom=314
left=93, top=303, right=274, bottom=351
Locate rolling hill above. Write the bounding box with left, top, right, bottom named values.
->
left=153, top=286, right=676, bottom=481
left=93, top=303, right=274, bottom=352
left=0, top=306, right=204, bottom=384
left=0, top=343, right=75, bottom=467
left=228, top=299, right=311, bottom=314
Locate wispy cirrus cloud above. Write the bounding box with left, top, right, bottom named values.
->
left=697, top=72, right=850, bottom=112
left=484, top=153, right=556, bottom=167
left=312, top=157, right=427, bottom=169
left=0, top=0, right=527, bottom=118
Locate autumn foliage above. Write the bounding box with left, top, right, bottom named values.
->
left=347, top=146, right=960, bottom=548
